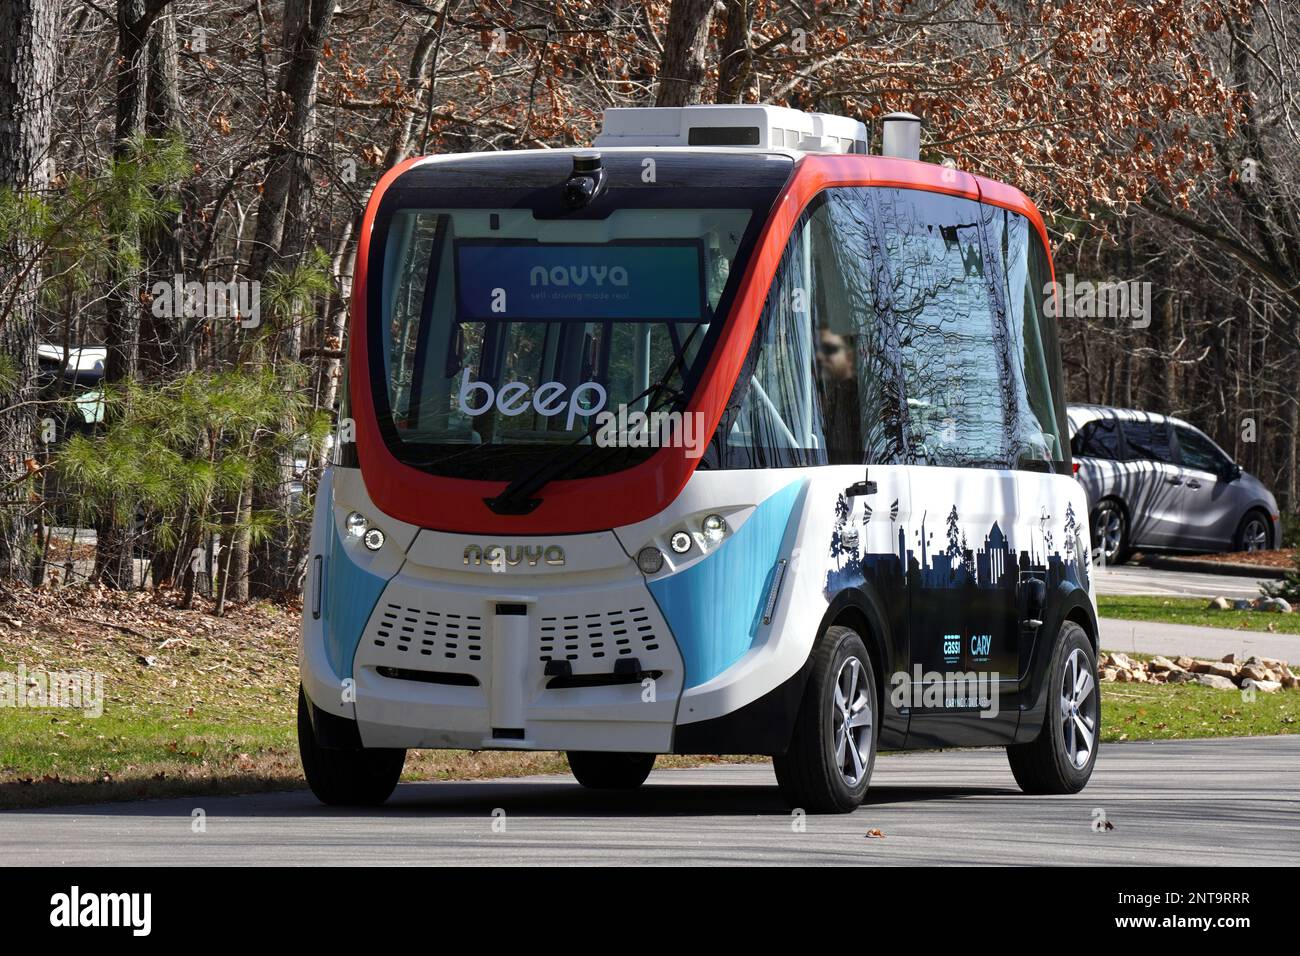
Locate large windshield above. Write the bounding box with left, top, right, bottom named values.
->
left=367, top=151, right=789, bottom=480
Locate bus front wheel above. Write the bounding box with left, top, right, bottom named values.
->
left=297, top=686, right=406, bottom=806
left=773, top=625, right=878, bottom=814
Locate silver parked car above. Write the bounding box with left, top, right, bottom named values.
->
left=1068, top=404, right=1280, bottom=564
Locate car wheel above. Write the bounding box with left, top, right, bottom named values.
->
left=773, top=625, right=877, bottom=814
left=566, top=752, right=656, bottom=789
left=1090, top=500, right=1128, bottom=566
left=297, top=686, right=406, bottom=806
left=1006, top=622, right=1099, bottom=795
left=1234, top=510, right=1270, bottom=553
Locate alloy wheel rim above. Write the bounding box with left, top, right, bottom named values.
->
left=832, top=656, right=873, bottom=787
left=1244, top=520, right=1267, bottom=552
left=1060, top=648, right=1098, bottom=770
left=1097, top=508, right=1122, bottom=560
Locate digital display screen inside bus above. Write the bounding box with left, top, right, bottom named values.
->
left=454, top=241, right=706, bottom=322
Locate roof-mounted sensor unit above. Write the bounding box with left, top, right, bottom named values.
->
left=594, top=104, right=868, bottom=154
left=880, top=112, right=922, bottom=161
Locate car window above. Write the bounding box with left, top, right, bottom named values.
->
left=1175, top=425, right=1230, bottom=474
left=1121, top=420, right=1174, bottom=463
left=1071, top=419, right=1122, bottom=459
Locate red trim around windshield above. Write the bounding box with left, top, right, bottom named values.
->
left=348, top=153, right=1055, bottom=534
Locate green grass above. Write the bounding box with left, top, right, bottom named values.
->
left=1102, top=681, right=1299, bottom=741
left=1098, top=595, right=1300, bottom=635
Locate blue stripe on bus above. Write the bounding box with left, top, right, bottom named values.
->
left=322, top=521, right=390, bottom=680
left=648, top=479, right=806, bottom=689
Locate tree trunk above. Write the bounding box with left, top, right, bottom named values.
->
left=655, top=0, right=716, bottom=107
left=95, top=0, right=175, bottom=589
left=716, top=0, right=753, bottom=104
left=245, top=0, right=336, bottom=600
left=0, top=0, right=59, bottom=585
left=139, top=9, right=186, bottom=382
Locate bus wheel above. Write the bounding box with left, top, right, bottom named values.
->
left=566, top=751, right=656, bottom=789
left=297, top=686, right=406, bottom=806
left=1006, top=622, right=1099, bottom=794
left=773, top=626, right=877, bottom=814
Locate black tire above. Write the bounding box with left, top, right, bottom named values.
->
left=566, top=751, right=656, bottom=789
left=1233, top=509, right=1271, bottom=553
left=1007, top=622, right=1099, bottom=795
left=297, top=686, right=406, bottom=806
left=1090, top=499, right=1129, bottom=566
left=773, top=625, right=878, bottom=814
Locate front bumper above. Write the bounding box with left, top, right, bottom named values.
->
left=300, top=466, right=813, bottom=754
left=346, top=551, right=685, bottom=752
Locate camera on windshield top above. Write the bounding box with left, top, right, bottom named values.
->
left=563, top=152, right=606, bottom=209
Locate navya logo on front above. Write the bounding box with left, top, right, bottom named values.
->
left=464, top=543, right=565, bottom=568
left=528, top=265, right=629, bottom=287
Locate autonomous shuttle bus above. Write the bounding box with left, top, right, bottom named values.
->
left=299, top=105, right=1100, bottom=812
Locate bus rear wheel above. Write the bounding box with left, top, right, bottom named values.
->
left=773, top=625, right=877, bottom=814
left=1006, top=622, right=1099, bottom=795
left=566, top=751, right=656, bottom=789
left=297, top=686, right=406, bottom=806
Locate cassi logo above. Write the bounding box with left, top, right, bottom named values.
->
left=529, top=265, right=629, bottom=287
left=464, top=544, right=565, bottom=567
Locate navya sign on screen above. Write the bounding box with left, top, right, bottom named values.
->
left=454, top=241, right=707, bottom=321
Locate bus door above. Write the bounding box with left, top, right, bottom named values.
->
left=870, top=185, right=1025, bottom=744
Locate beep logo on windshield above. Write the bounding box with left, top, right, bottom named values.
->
left=458, top=369, right=607, bottom=430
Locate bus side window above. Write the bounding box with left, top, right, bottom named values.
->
left=718, top=188, right=902, bottom=469
left=724, top=203, right=828, bottom=465
left=985, top=206, right=1066, bottom=465
left=876, top=188, right=1010, bottom=469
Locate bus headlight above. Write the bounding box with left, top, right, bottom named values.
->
left=637, top=546, right=665, bottom=574
left=345, top=511, right=368, bottom=538
left=363, top=527, right=386, bottom=551
left=669, top=531, right=692, bottom=554
left=701, top=513, right=727, bottom=543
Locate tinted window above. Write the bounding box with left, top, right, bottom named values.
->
left=722, top=199, right=825, bottom=464
left=1071, top=419, right=1122, bottom=459
left=1121, top=420, right=1174, bottom=463
left=985, top=206, right=1067, bottom=463
left=812, top=189, right=903, bottom=464
left=713, top=190, right=901, bottom=468
left=1175, top=425, right=1230, bottom=474
left=876, top=188, right=1011, bottom=468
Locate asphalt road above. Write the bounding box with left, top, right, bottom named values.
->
left=2, top=736, right=1295, bottom=866
left=1093, top=564, right=1273, bottom=599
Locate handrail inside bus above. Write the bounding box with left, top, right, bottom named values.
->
left=747, top=375, right=800, bottom=448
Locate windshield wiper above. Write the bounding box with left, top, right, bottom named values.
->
left=485, top=326, right=702, bottom=515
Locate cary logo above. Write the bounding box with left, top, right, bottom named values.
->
left=463, top=544, right=565, bottom=568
